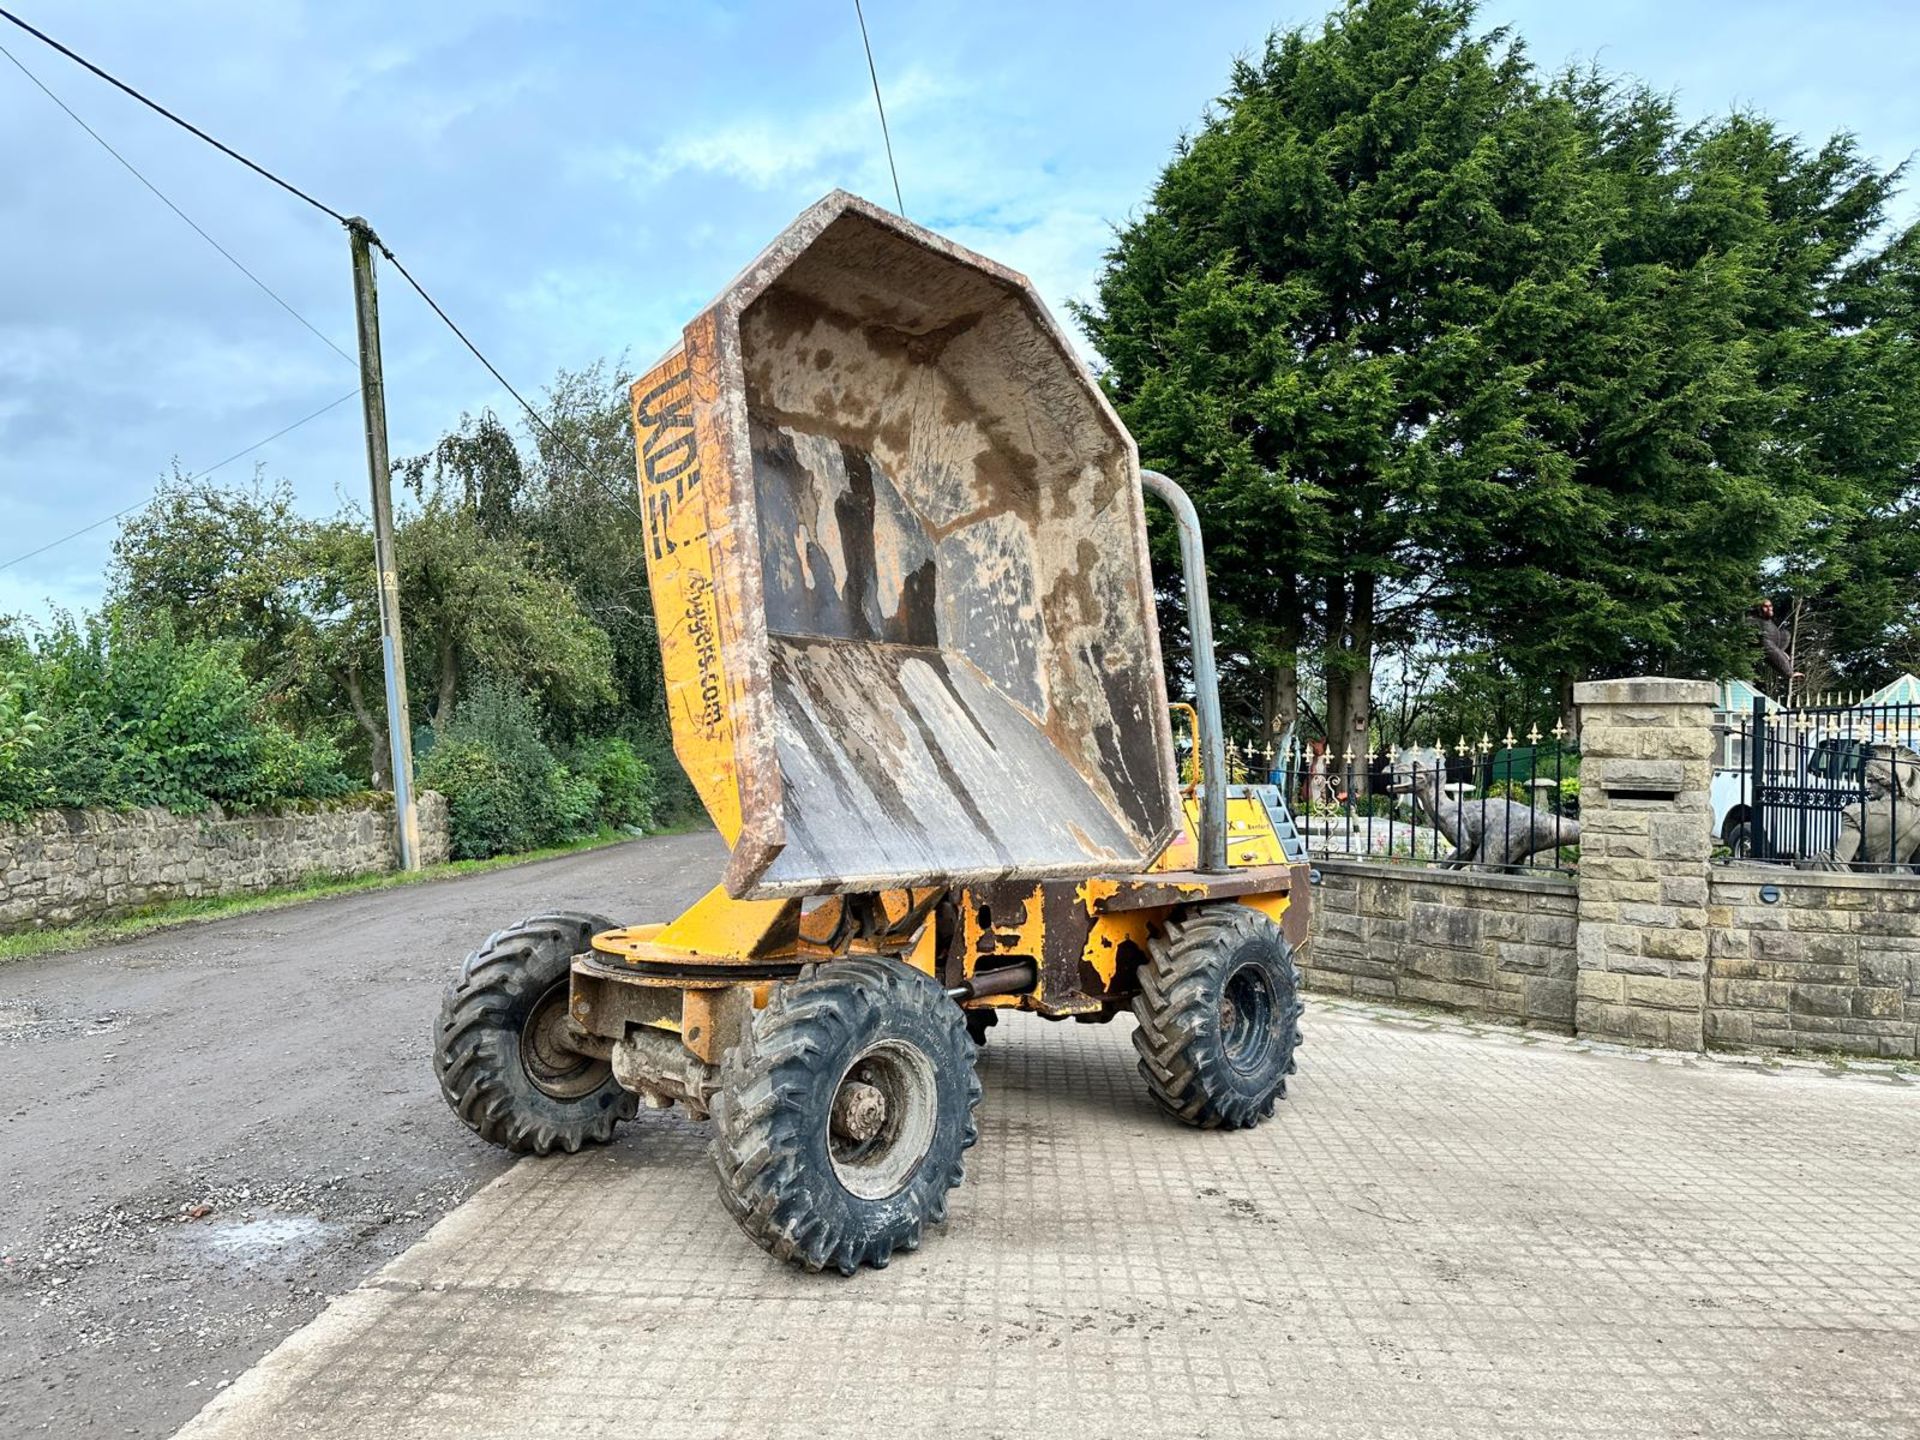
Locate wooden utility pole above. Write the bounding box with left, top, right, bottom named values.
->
left=347, top=217, right=421, bottom=870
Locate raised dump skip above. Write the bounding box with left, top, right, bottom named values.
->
left=633, top=191, right=1179, bottom=898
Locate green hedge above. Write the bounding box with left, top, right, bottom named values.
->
left=416, top=678, right=657, bottom=859
left=0, top=613, right=352, bottom=821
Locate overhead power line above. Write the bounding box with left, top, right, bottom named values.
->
left=852, top=0, right=905, bottom=216
left=0, top=5, right=344, bottom=223
left=373, top=237, right=609, bottom=486
left=0, top=38, right=354, bottom=367
left=0, top=388, right=362, bottom=573
left=0, top=8, right=645, bottom=529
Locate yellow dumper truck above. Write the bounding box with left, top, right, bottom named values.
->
left=433, top=192, right=1309, bottom=1273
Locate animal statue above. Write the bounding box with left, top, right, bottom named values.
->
left=1823, top=743, right=1920, bottom=871
left=1748, top=598, right=1798, bottom=686
left=1391, top=753, right=1579, bottom=870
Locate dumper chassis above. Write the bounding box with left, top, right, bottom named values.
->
left=432, top=192, right=1309, bottom=1274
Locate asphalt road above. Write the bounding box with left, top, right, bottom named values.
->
left=0, top=829, right=727, bottom=1440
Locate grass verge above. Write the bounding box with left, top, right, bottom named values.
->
left=0, top=824, right=696, bottom=965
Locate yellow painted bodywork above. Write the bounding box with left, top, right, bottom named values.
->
left=591, top=807, right=1295, bottom=1004
left=1082, top=911, right=1153, bottom=988
left=652, top=883, right=793, bottom=958
left=961, top=886, right=1066, bottom=1007
left=1188, top=793, right=1292, bottom=868
left=632, top=334, right=746, bottom=847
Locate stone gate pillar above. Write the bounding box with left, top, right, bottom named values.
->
left=1572, top=678, right=1716, bottom=1049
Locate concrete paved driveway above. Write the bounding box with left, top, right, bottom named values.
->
left=175, top=1000, right=1918, bottom=1439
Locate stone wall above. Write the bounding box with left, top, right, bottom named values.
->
left=1706, top=868, right=1920, bottom=1058
left=1304, top=859, right=1579, bottom=1029
left=0, top=791, right=448, bottom=931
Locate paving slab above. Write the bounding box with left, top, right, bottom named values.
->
left=174, top=1004, right=1920, bottom=1439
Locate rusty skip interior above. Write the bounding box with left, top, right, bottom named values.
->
left=722, top=204, right=1178, bottom=895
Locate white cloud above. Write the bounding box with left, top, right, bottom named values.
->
left=4, top=0, right=1914, bottom=625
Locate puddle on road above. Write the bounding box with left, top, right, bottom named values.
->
left=193, top=1214, right=332, bottom=1260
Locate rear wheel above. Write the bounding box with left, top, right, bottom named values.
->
left=1132, top=904, right=1303, bottom=1129
left=711, top=957, right=980, bottom=1274
left=433, top=913, right=635, bottom=1155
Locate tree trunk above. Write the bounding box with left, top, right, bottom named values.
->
left=1319, top=573, right=1377, bottom=798
left=340, top=666, right=392, bottom=791
left=1344, top=571, right=1375, bottom=796
left=1263, top=662, right=1298, bottom=743
left=435, top=635, right=459, bottom=729
left=1259, top=596, right=1302, bottom=775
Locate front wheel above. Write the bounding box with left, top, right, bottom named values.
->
left=710, top=957, right=981, bottom=1274
left=1132, top=904, right=1303, bottom=1129
left=433, top=912, right=635, bottom=1155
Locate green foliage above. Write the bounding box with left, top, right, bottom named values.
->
left=0, top=613, right=351, bottom=819
left=569, top=736, right=658, bottom=830
left=0, top=669, right=48, bottom=818
left=630, top=729, right=699, bottom=824
left=417, top=679, right=567, bottom=859
left=26, top=352, right=695, bottom=858
left=104, top=365, right=696, bottom=847
left=414, top=678, right=652, bottom=860
left=1080, top=0, right=1920, bottom=743
left=398, top=365, right=666, bottom=740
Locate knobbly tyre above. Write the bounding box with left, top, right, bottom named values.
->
left=432, top=192, right=1311, bottom=1274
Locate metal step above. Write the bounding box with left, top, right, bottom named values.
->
left=1245, top=783, right=1309, bottom=864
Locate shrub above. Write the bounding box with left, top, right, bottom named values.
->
left=0, top=612, right=351, bottom=819
left=631, top=729, right=700, bottom=825
left=418, top=677, right=608, bottom=859
left=0, top=670, right=48, bottom=820
left=417, top=737, right=521, bottom=859
left=552, top=766, right=602, bottom=837
left=250, top=724, right=357, bottom=808
left=570, top=736, right=657, bottom=830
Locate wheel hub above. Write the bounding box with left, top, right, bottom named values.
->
left=1220, top=962, right=1277, bottom=1075
left=521, top=981, right=606, bottom=1100
left=827, top=1041, right=938, bottom=1201
left=831, top=1080, right=889, bottom=1143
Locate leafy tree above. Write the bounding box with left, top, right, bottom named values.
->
left=1453, top=91, right=1919, bottom=707
left=108, top=471, right=337, bottom=728
left=400, top=362, right=669, bottom=735
left=1084, top=0, right=1920, bottom=740
left=1080, top=0, right=1607, bottom=767
left=112, top=473, right=617, bottom=787
left=1766, top=221, right=1920, bottom=691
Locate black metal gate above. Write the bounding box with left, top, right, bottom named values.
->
left=1745, top=697, right=1920, bottom=869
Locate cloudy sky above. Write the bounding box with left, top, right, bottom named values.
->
left=2, top=0, right=1916, bottom=621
